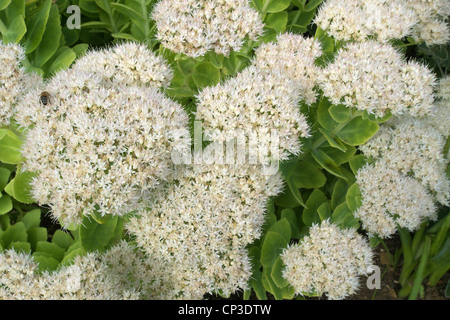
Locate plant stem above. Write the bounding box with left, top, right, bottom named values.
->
left=409, top=236, right=431, bottom=300
left=398, top=228, right=413, bottom=286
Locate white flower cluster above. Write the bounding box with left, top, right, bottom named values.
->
left=0, top=42, right=43, bottom=125
left=281, top=220, right=373, bottom=300
left=196, top=34, right=318, bottom=162
left=72, top=42, right=173, bottom=89
left=153, top=0, right=264, bottom=58
left=315, top=0, right=450, bottom=45
left=16, top=45, right=190, bottom=227
left=360, top=115, right=449, bottom=206
left=406, top=0, right=450, bottom=45
left=253, top=33, right=323, bottom=105
left=314, top=0, right=417, bottom=43
left=0, top=248, right=140, bottom=299
left=318, top=41, right=436, bottom=118
left=355, top=162, right=437, bottom=238
left=126, top=144, right=284, bottom=299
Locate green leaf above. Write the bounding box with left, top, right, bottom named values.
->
left=0, top=0, right=11, bottom=11
left=317, top=201, right=331, bottom=221
left=319, top=128, right=347, bottom=152
left=27, top=227, right=47, bottom=251
left=3, top=15, right=26, bottom=43
left=3, top=221, right=27, bottom=248
left=0, top=129, right=23, bottom=164
left=0, top=167, right=11, bottom=190
left=331, top=202, right=359, bottom=229
left=271, top=256, right=288, bottom=288
left=264, top=267, right=284, bottom=300
left=331, top=179, right=348, bottom=210
left=268, top=218, right=291, bottom=244
left=287, top=177, right=307, bottom=208
left=35, top=241, right=65, bottom=261
left=24, top=0, right=52, bottom=54
left=177, top=58, right=196, bottom=76
left=250, top=270, right=267, bottom=300
left=317, top=98, right=338, bottom=131
left=265, top=11, right=288, bottom=33
left=261, top=231, right=287, bottom=268
left=3, top=0, right=24, bottom=26
left=305, top=0, right=324, bottom=11
left=52, top=229, right=74, bottom=250
left=10, top=241, right=30, bottom=253
left=248, top=245, right=261, bottom=272
left=32, top=255, right=59, bottom=272
left=281, top=208, right=301, bottom=239
left=192, top=62, right=221, bottom=88
left=311, top=149, right=348, bottom=180
left=337, top=117, right=379, bottom=146
left=33, top=5, right=61, bottom=67
left=110, top=2, right=143, bottom=21
left=22, top=209, right=41, bottom=230
left=79, top=215, right=119, bottom=252
left=253, top=0, right=290, bottom=13
left=111, top=32, right=138, bottom=41
left=11, top=170, right=36, bottom=204
left=329, top=104, right=351, bottom=123
left=47, top=48, right=76, bottom=74
left=349, top=154, right=368, bottom=175
left=302, top=189, right=327, bottom=226
left=291, top=161, right=326, bottom=189
left=72, top=44, right=89, bottom=58
left=346, top=183, right=362, bottom=213
left=0, top=194, right=12, bottom=215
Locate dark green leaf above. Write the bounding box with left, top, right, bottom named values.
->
left=27, top=227, right=47, bottom=251
left=33, top=5, right=61, bottom=67
left=79, top=215, right=119, bottom=252
left=346, top=183, right=362, bottom=213
left=302, top=189, right=327, bottom=226
left=265, top=11, right=288, bottom=33
left=337, top=117, right=379, bottom=146
left=52, top=229, right=74, bottom=250
left=0, top=195, right=12, bottom=215
left=24, top=0, right=52, bottom=54
left=192, top=61, right=221, bottom=88
left=290, top=161, right=326, bottom=189
left=22, top=209, right=41, bottom=230
left=261, top=231, right=287, bottom=268
left=3, top=14, right=26, bottom=43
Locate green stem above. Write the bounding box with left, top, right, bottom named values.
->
left=408, top=236, right=431, bottom=300
left=430, top=213, right=450, bottom=257
left=411, top=223, right=426, bottom=257
left=398, top=228, right=413, bottom=286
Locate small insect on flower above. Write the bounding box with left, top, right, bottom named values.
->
left=39, top=91, right=51, bottom=106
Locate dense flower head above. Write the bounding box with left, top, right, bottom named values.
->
left=428, top=76, right=450, bottom=138
left=196, top=65, right=310, bottom=162
left=355, top=162, right=437, bottom=238
left=318, top=41, right=436, bottom=117
left=0, top=42, right=43, bottom=125
left=16, top=69, right=190, bottom=227
left=152, top=0, right=264, bottom=57
left=281, top=220, right=373, bottom=300
left=126, top=144, right=284, bottom=299
left=360, top=115, right=449, bottom=205
left=314, top=0, right=417, bottom=43
left=0, top=248, right=140, bottom=299
left=406, top=0, right=450, bottom=45
left=71, top=42, right=173, bottom=89
left=252, top=33, right=323, bottom=105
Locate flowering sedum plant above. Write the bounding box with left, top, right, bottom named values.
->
left=0, top=0, right=448, bottom=302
